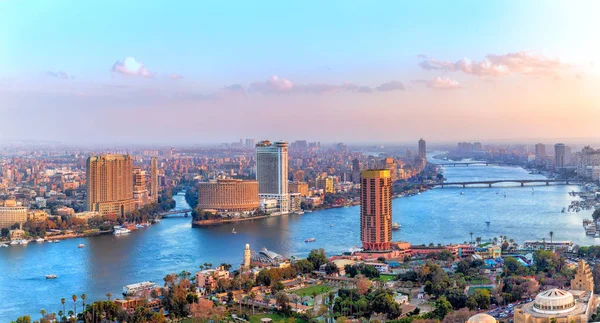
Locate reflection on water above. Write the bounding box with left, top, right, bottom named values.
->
left=0, top=164, right=593, bottom=321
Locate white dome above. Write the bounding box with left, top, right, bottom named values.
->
left=467, top=313, right=497, bottom=323
left=533, top=289, right=576, bottom=314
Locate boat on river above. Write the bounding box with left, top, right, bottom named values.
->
left=45, top=274, right=57, bottom=279
left=305, top=238, right=316, bottom=243
left=78, top=244, right=85, bottom=248
left=232, top=228, right=237, bottom=234
left=113, top=226, right=131, bottom=235
left=36, top=238, right=45, bottom=243
left=9, top=240, right=19, bottom=245
left=392, top=222, right=400, bottom=230
left=0, top=243, right=7, bottom=248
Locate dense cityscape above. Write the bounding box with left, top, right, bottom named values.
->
left=3, top=138, right=600, bottom=323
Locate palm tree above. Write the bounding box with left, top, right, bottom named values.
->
left=58, top=311, right=63, bottom=322
left=476, top=237, right=482, bottom=245
left=60, top=298, right=66, bottom=316
left=81, top=294, right=86, bottom=310
left=68, top=310, right=74, bottom=318
left=72, top=295, right=77, bottom=314
left=40, top=309, right=46, bottom=321
left=106, top=292, right=112, bottom=301
left=469, top=232, right=473, bottom=244
left=250, top=292, right=256, bottom=315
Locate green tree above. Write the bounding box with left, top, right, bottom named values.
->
left=307, top=248, right=327, bottom=269
left=432, top=296, right=453, bottom=319
left=472, top=289, right=491, bottom=309
left=466, top=296, right=478, bottom=310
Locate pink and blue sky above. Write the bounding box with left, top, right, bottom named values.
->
left=1, top=1, right=599, bottom=144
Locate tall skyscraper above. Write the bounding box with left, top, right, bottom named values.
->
left=418, top=138, right=427, bottom=160
left=360, top=169, right=392, bottom=251
left=255, top=140, right=289, bottom=213
left=555, top=143, right=566, bottom=169
left=535, top=143, right=546, bottom=158
left=132, top=167, right=148, bottom=208
left=150, top=157, right=158, bottom=203
left=86, top=154, right=135, bottom=216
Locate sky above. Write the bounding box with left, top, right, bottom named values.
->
left=1, top=0, right=600, bottom=145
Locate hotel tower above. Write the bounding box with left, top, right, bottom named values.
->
left=360, top=169, right=392, bottom=251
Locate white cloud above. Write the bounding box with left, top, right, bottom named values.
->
left=376, top=81, right=405, bottom=92
left=414, top=77, right=461, bottom=90
left=249, top=75, right=294, bottom=93
left=419, top=51, right=571, bottom=77
left=111, top=57, right=153, bottom=78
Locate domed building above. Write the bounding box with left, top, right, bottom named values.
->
left=466, top=313, right=497, bottom=323
left=514, top=260, right=598, bottom=323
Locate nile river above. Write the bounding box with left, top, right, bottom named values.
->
left=0, top=163, right=593, bottom=321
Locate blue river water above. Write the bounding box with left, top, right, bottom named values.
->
left=0, top=163, right=593, bottom=321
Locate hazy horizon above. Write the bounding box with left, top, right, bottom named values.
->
left=1, top=1, right=599, bottom=144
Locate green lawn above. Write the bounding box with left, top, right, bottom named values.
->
left=292, top=284, right=331, bottom=296
left=378, top=274, right=397, bottom=282
left=467, top=278, right=492, bottom=285
left=468, top=286, right=493, bottom=294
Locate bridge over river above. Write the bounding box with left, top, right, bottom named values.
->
left=160, top=209, right=192, bottom=217
left=432, top=179, right=579, bottom=188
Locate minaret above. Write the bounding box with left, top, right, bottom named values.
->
left=571, top=259, right=594, bottom=292
left=243, top=244, right=251, bottom=270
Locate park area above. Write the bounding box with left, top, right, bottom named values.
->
left=291, top=284, right=331, bottom=296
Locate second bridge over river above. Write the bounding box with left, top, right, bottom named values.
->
left=432, top=179, right=579, bottom=188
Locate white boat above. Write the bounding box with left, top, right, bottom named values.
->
left=19, top=240, right=29, bottom=245
left=0, top=243, right=8, bottom=248
left=10, top=240, right=19, bottom=245
left=53, top=240, right=60, bottom=243
left=123, top=281, right=156, bottom=296
left=113, top=226, right=131, bottom=235
left=78, top=244, right=85, bottom=248
left=232, top=228, right=237, bottom=234
left=153, top=219, right=162, bottom=223
left=392, top=222, right=400, bottom=230
left=460, top=192, right=465, bottom=195
left=36, top=238, right=45, bottom=243
left=294, top=211, right=305, bottom=215
left=46, top=274, right=57, bottom=279
left=330, top=224, right=335, bottom=227
left=305, top=238, right=316, bottom=243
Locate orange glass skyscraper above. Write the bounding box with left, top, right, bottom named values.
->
left=360, top=169, right=392, bottom=251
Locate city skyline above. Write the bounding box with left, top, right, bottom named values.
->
left=1, top=1, right=600, bottom=144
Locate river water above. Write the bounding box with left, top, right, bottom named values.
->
left=0, top=162, right=593, bottom=321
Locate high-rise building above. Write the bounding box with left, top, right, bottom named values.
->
left=197, top=179, right=259, bottom=212
left=245, top=138, right=255, bottom=149
left=150, top=157, right=158, bottom=203
left=86, top=154, right=135, bottom=216
left=535, top=143, right=546, bottom=158
left=555, top=143, right=566, bottom=169
left=360, top=169, right=392, bottom=251
left=418, top=138, right=427, bottom=160
left=255, top=140, right=289, bottom=213
left=289, top=181, right=309, bottom=197
left=132, top=167, right=149, bottom=208
left=316, top=175, right=335, bottom=194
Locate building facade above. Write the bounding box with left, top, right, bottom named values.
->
left=197, top=179, right=259, bottom=212
left=289, top=181, right=309, bottom=197
left=132, top=167, right=149, bottom=208
left=0, top=200, right=27, bottom=229
left=555, top=143, right=566, bottom=169
left=360, top=169, right=392, bottom=251
left=255, top=140, right=289, bottom=214
left=150, top=157, right=158, bottom=203
left=418, top=138, right=427, bottom=160
left=86, top=154, right=135, bottom=216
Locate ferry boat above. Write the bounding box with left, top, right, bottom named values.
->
left=46, top=274, right=57, bottom=279
left=392, top=222, right=400, bottom=230
left=9, top=240, right=19, bottom=245
left=0, top=243, right=8, bottom=248
left=113, top=226, right=131, bottom=235
left=78, top=244, right=85, bottom=248
left=123, top=281, right=156, bottom=296
left=36, top=238, right=45, bottom=243
left=305, top=238, right=316, bottom=243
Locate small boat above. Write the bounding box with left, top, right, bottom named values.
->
left=36, top=238, right=45, bottom=243
left=330, top=224, right=335, bottom=227
left=232, top=228, right=237, bottom=234
left=46, top=274, right=57, bottom=279
left=294, top=211, right=305, bottom=215
left=392, top=222, right=400, bottom=230
left=485, top=221, right=491, bottom=225
left=0, top=243, right=8, bottom=248
left=78, top=244, right=85, bottom=248
left=305, top=238, right=316, bottom=243
left=53, top=240, right=60, bottom=243
left=562, top=207, right=566, bottom=213
left=305, top=210, right=313, bottom=213
left=113, top=226, right=131, bottom=235
left=10, top=240, right=19, bottom=245
left=153, top=219, right=162, bottom=223
left=19, top=240, right=29, bottom=245
left=460, top=192, right=465, bottom=195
